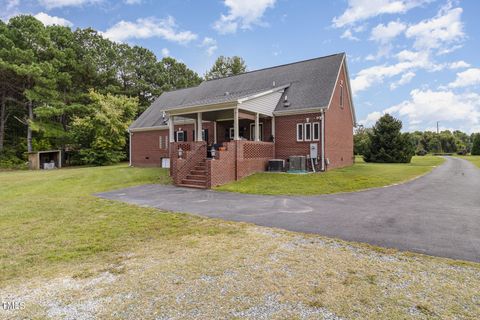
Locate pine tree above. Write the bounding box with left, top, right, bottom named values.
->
left=363, top=114, right=415, bottom=163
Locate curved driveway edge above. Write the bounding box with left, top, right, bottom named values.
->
left=97, top=157, right=480, bottom=262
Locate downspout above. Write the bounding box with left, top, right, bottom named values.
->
left=321, top=110, right=325, bottom=172
left=128, top=129, right=132, bottom=167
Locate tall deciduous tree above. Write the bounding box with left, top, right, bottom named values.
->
left=363, top=114, right=415, bottom=163
left=71, top=90, right=138, bottom=165
left=205, top=56, right=247, bottom=80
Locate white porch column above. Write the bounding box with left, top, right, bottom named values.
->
left=233, top=108, right=239, bottom=140
left=213, top=121, right=217, bottom=144
left=254, top=113, right=260, bottom=141
left=196, top=112, right=203, bottom=141
left=321, top=111, right=325, bottom=171
left=271, top=116, right=275, bottom=140
left=168, top=116, right=175, bottom=143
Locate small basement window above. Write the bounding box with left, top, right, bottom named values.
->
left=304, top=123, right=312, bottom=141
left=296, top=123, right=303, bottom=141
left=313, top=122, right=320, bottom=141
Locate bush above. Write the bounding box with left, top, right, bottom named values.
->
left=363, top=114, right=415, bottom=163
left=472, top=134, right=480, bottom=155
left=0, top=150, right=27, bottom=170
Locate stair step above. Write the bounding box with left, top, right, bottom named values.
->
left=194, top=166, right=206, bottom=170
left=191, top=170, right=206, bottom=175
left=181, top=179, right=207, bottom=186
left=187, top=174, right=207, bottom=181
left=178, top=183, right=207, bottom=189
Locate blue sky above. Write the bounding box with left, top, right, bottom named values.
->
left=2, top=0, right=480, bottom=133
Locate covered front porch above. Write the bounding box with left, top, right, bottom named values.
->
left=167, top=103, right=277, bottom=188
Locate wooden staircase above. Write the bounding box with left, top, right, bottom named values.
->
left=178, top=159, right=208, bottom=189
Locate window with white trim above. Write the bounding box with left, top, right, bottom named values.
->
left=304, top=123, right=312, bottom=141
left=313, top=122, right=320, bottom=141
left=249, top=123, right=264, bottom=141
left=296, top=123, right=304, bottom=141
left=176, top=130, right=185, bottom=142
left=229, top=128, right=234, bottom=140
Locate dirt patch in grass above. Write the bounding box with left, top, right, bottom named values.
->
left=2, top=225, right=479, bottom=320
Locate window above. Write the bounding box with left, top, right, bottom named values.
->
left=176, top=130, right=185, bottom=142
left=313, top=122, right=320, bottom=141
left=296, top=123, right=304, bottom=141
left=249, top=123, right=264, bottom=141
left=229, top=127, right=235, bottom=140
left=340, top=84, right=344, bottom=109
left=304, top=123, right=312, bottom=141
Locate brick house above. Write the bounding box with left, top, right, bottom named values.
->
left=129, top=52, right=356, bottom=188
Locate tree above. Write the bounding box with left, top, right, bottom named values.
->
left=71, top=91, right=138, bottom=165
left=363, top=114, right=415, bottom=163
left=205, top=56, right=247, bottom=80
left=471, top=133, right=480, bottom=155
left=353, top=125, right=370, bottom=155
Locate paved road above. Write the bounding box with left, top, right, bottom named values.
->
left=97, top=157, right=480, bottom=262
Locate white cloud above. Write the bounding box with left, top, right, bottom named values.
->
left=34, top=12, right=73, bottom=27
left=102, top=16, right=197, bottom=44
left=385, top=89, right=480, bottom=130
left=447, top=68, right=480, bottom=88
left=161, top=48, right=170, bottom=57
left=448, top=60, right=470, bottom=70
left=1, top=0, right=20, bottom=20
left=332, top=0, right=430, bottom=28
left=352, top=49, right=433, bottom=93
left=341, top=29, right=359, bottom=41
left=124, top=0, right=141, bottom=4
left=213, top=0, right=276, bottom=34
left=39, top=0, right=99, bottom=9
left=370, top=20, right=406, bottom=43
left=390, top=71, right=415, bottom=90
left=359, top=111, right=382, bottom=127
left=200, top=37, right=218, bottom=56
left=405, top=4, right=465, bottom=52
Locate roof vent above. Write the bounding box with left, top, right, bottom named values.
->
left=272, top=81, right=276, bottom=87
left=224, top=91, right=230, bottom=96
left=284, top=102, right=290, bottom=108
left=284, top=95, right=288, bottom=102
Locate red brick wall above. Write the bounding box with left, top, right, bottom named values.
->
left=236, top=141, right=274, bottom=179
left=130, top=122, right=214, bottom=167
left=274, top=112, right=322, bottom=171
left=207, top=142, right=236, bottom=188
left=324, top=63, right=354, bottom=169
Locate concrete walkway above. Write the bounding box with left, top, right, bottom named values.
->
left=97, top=157, right=480, bottom=262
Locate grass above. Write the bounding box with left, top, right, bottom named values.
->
left=0, top=164, right=241, bottom=285
left=456, top=155, right=480, bottom=168
left=1, top=163, right=479, bottom=319
left=216, top=155, right=444, bottom=195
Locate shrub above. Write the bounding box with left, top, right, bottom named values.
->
left=471, top=133, right=480, bottom=155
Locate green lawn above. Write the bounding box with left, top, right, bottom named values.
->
left=216, top=156, right=444, bottom=195
left=1, top=163, right=479, bottom=319
left=457, top=155, right=480, bottom=168
left=0, top=164, right=240, bottom=285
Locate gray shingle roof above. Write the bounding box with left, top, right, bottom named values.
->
left=131, top=53, right=345, bottom=129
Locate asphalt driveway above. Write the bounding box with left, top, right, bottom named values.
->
left=97, top=157, right=480, bottom=262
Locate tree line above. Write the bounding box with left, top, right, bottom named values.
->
left=0, top=15, right=206, bottom=167
left=355, top=114, right=480, bottom=162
